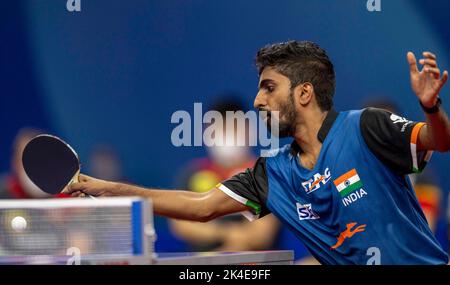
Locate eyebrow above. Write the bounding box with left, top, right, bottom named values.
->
left=258, top=79, right=276, bottom=89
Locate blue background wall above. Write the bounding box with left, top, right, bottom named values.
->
left=1, top=0, right=449, bottom=255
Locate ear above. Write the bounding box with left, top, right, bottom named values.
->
left=294, top=83, right=314, bottom=106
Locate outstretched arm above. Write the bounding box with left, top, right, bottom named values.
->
left=64, top=174, right=249, bottom=222
left=407, top=51, right=450, bottom=152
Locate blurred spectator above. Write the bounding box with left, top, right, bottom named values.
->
left=362, top=98, right=444, bottom=233
left=87, top=144, right=125, bottom=182
left=170, top=96, right=280, bottom=252
left=0, top=128, right=50, bottom=199
left=410, top=173, right=442, bottom=233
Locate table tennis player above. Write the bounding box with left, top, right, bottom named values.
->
left=65, top=41, right=450, bottom=265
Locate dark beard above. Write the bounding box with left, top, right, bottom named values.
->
left=266, top=90, right=296, bottom=138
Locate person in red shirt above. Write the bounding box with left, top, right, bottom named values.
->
left=170, top=97, right=280, bottom=252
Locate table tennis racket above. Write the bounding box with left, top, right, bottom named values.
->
left=22, top=134, right=95, bottom=199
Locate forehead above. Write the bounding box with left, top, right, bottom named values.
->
left=259, top=67, right=290, bottom=85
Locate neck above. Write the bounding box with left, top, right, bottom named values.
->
left=293, top=108, right=329, bottom=158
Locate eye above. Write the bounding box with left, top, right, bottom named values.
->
left=266, top=85, right=275, bottom=93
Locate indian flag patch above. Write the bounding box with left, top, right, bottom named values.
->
left=333, top=169, right=363, bottom=197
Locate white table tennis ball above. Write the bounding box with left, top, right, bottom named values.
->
left=11, top=216, right=27, bottom=232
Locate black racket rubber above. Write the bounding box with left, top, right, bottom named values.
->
left=22, top=135, right=80, bottom=195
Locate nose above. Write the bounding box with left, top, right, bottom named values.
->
left=253, top=90, right=266, bottom=110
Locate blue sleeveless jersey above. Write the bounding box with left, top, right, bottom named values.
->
left=219, top=109, right=448, bottom=265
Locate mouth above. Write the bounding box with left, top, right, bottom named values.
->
left=258, top=108, right=271, bottom=120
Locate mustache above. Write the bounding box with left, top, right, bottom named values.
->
left=258, top=108, right=280, bottom=119
left=258, top=108, right=272, bottom=115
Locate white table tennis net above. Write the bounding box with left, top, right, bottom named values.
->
left=0, top=198, right=151, bottom=258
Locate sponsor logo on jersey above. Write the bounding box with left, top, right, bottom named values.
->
left=296, top=203, right=320, bottom=220
left=389, top=114, right=410, bottom=124
left=301, top=168, right=331, bottom=194
left=390, top=113, right=413, bottom=133
left=331, top=222, right=366, bottom=250
left=333, top=169, right=368, bottom=206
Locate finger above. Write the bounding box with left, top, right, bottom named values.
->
left=424, top=67, right=441, bottom=77
left=407, top=52, right=419, bottom=74
left=423, top=52, right=436, bottom=60
left=419, top=59, right=437, bottom=68
left=439, top=70, right=449, bottom=88
left=424, top=67, right=440, bottom=72
left=70, top=191, right=82, bottom=197
left=65, top=182, right=85, bottom=194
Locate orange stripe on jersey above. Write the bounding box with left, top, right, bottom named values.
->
left=333, top=168, right=357, bottom=186
left=411, top=122, right=425, bottom=144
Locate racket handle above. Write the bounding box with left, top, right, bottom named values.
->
left=71, top=172, right=97, bottom=200
left=72, top=171, right=80, bottom=183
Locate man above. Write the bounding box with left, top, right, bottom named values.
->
left=66, top=41, right=450, bottom=265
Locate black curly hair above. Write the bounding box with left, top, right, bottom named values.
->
left=255, top=41, right=336, bottom=111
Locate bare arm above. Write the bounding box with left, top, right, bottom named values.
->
left=407, top=51, right=450, bottom=152
left=418, top=109, right=450, bottom=152
left=65, top=174, right=249, bottom=222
